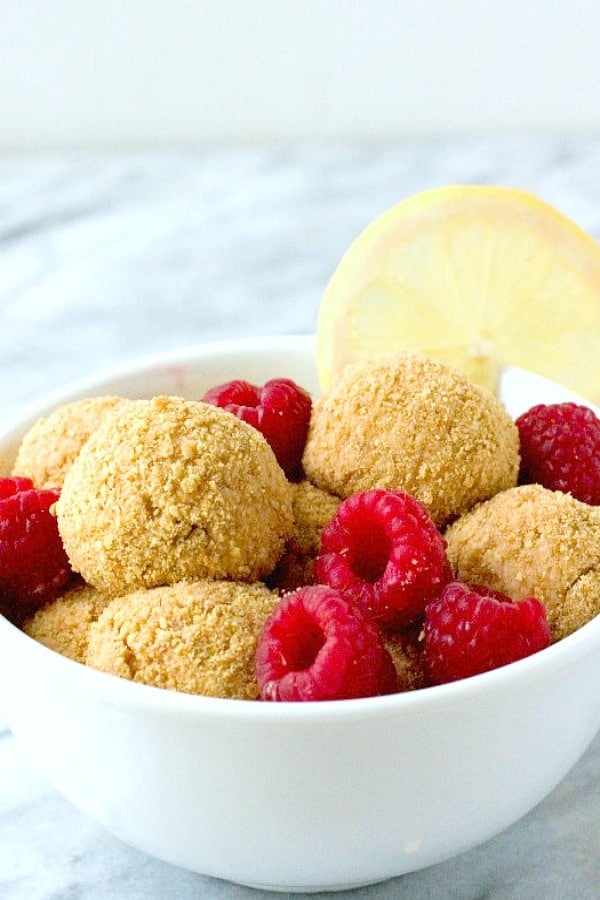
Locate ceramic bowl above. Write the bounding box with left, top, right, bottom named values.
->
left=1, top=335, right=600, bottom=892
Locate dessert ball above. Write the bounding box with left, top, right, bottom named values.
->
left=56, top=397, right=293, bottom=596
left=12, top=396, right=127, bottom=488
left=384, top=627, right=428, bottom=692
left=303, top=353, right=519, bottom=526
left=23, top=583, right=110, bottom=664
left=268, top=480, right=340, bottom=593
left=445, top=484, right=600, bottom=641
left=86, top=580, right=279, bottom=699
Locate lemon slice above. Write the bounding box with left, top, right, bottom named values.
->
left=316, top=185, right=600, bottom=402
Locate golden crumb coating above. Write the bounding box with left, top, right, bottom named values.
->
left=267, top=480, right=340, bottom=593
left=86, top=580, right=278, bottom=698
left=445, top=484, right=600, bottom=641
left=384, top=627, right=428, bottom=692
left=56, top=397, right=293, bottom=596
left=12, top=396, right=127, bottom=488
left=23, top=583, right=111, bottom=663
left=302, top=353, right=519, bottom=526
left=287, top=480, right=341, bottom=556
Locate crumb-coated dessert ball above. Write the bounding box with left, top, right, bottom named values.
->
left=56, top=397, right=293, bottom=596
left=86, top=580, right=279, bottom=698
left=12, top=396, right=127, bottom=488
left=384, top=628, right=428, bottom=692
left=445, top=484, right=600, bottom=641
left=23, top=583, right=110, bottom=664
left=302, top=353, right=519, bottom=526
left=287, top=480, right=342, bottom=557
left=267, top=480, right=340, bottom=593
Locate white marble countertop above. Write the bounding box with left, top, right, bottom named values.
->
left=1, top=139, right=600, bottom=898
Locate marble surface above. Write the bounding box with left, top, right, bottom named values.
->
left=1, top=138, right=600, bottom=897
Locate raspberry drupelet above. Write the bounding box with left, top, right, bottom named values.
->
left=423, top=581, right=551, bottom=685
left=202, top=377, right=312, bottom=477
left=516, top=401, right=600, bottom=505
left=255, top=585, right=398, bottom=701
left=314, top=489, right=451, bottom=629
left=0, top=476, right=34, bottom=499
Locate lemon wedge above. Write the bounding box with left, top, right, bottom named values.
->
left=316, top=185, right=600, bottom=402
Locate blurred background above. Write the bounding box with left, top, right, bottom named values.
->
left=2, top=0, right=600, bottom=423
left=3, top=0, right=600, bottom=148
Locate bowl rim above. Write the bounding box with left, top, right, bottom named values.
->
left=2, top=605, right=600, bottom=723
left=2, top=332, right=600, bottom=725
left=1, top=334, right=318, bottom=437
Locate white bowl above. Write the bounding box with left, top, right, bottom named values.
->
left=1, top=335, right=600, bottom=893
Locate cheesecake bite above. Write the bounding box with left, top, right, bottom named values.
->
left=267, top=479, right=340, bottom=593
left=86, top=580, right=278, bottom=699
left=23, top=583, right=110, bottom=664
left=302, top=352, right=519, bottom=527
left=445, top=484, right=600, bottom=641
left=12, top=396, right=127, bottom=488
left=56, top=396, right=294, bottom=596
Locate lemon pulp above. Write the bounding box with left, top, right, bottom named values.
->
left=317, top=185, right=600, bottom=402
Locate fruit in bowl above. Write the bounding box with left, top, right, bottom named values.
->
left=2, top=186, right=600, bottom=891
left=1, top=336, right=600, bottom=891
left=6, top=346, right=596, bottom=698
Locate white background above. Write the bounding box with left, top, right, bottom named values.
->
left=2, top=0, right=600, bottom=150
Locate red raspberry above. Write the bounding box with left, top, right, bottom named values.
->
left=202, top=377, right=312, bottom=477
left=314, top=489, right=451, bottom=629
left=516, top=402, right=600, bottom=504
left=0, top=484, right=72, bottom=611
left=255, top=585, right=398, bottom=701
left=423, top=582, right=551, bottom=685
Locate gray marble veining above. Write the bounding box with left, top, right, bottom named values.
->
left=1, top=138, right=600, bottom=898
left=3, top=138, right=600, bottom=427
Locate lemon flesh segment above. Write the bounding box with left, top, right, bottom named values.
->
left=317, top=186, right=600, bottom=402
